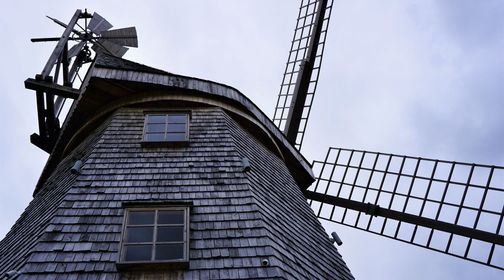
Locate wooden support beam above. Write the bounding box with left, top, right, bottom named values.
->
left=35, top=91, right=46, bottom=136
left=28, top=9, right=82, bottom=153
left=25, top=78, right=80, bottom=99
left=30, top=133, right=53, bottom=153
left=62, top=43, right=70, bottom=86
left=305, top=190, right=504, bottom=246
left=284, top=0, right=328, bottom=144
left=40, top=10, right=82, bottom=78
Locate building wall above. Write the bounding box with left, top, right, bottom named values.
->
left=1, top=105, right=353, bottom=279
left=0, top=115, right=111, bottom=278
left=226, top=113, right=353, bottom=279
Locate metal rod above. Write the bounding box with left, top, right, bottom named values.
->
left=446, top=164, right=476, bottom=253
left=411, top=160, right=439, bottom=243
left=355, top=152, right=379, bottom=227
left=335, top=150, right=355, bottom=223
left=427, top=162, right=455, bottom=248
left=394, top=158, right=420, bottom=239
left=383, top=157, right=406, bottom=236
left=343, top=151, right=365, bottom=225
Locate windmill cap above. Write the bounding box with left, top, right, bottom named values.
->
left=33, top=53, right=314, bottom=195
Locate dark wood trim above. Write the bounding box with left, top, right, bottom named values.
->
left=116, top=261, right=190, bottom=271
left=116, top=205, right=191, bottom=270
left=30, top=133, right=53, bottom=153
left=284, top=0, right=328, bottom=142
left=121, top=201, right=194, bottom=207
left=25, top=78, right=80, bottom=99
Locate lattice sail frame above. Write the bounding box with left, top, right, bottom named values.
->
left=306, top=147, right=504, bottom=270
left=273, top=0, right=333, bottom=150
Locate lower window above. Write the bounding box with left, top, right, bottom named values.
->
left=117, top=205, right=190, bottom=269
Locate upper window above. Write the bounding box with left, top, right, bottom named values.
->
left=118, top=206, right=190, bottom=269
left=143, top=113, right=189, bottom=143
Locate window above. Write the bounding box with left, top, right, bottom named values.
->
left=143, top=113, right=189, bottom=143
left=118, top=206, right=190, bottom=269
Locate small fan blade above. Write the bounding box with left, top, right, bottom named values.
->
left=92, top=39, right=128, bottom=57
left=88, top=12, right=113, bottom=35
left=100, top=27, right=138, bottom=47
left=68, top=41, right=86, bottom=58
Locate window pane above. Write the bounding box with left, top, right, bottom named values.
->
left=167, top=114, right=187, bottom=124
left=144, top=133, right=165, bottom=141
left=128, top=211, right=155, bottom=225
left=158, top=210, right=184, bottom=224
left=124, top=244, right=152, bottom=261
left=146, top=124, right=166, bottom=133
left=166, top=133, right=186, bottom=141
left=155, top=244, right=184, bottom=260
left=127, top=227, right=154, bottom=242
left=166, top=124, right=186, bottom=133
left=157, top=226, right=184, bottom=242
left=147, top=115, right=166, bottom=123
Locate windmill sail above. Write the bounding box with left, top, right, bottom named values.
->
left=273, top=0, right=333, bottom=150
left=100, top=27, right=138, bottom=47
left=306, top=147, right=504, bottom=270
left=88, top=12, right=113, bottom=34
left=68, top=41, right=86, bottom=58
left=92, top=39, right=129, bottom=57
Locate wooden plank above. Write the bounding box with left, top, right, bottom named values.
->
left=30, top=133, right=53, bottom=153
left=25, top=78, right=80, bottom=99
left=41, top=10, right=82, bottom=78
left=284, top=0, right=328, bottom=144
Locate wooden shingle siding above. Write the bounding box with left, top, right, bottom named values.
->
left=1, top=106, right=353, bottom=279
left=34, top=54, right=313, bottom=195
left=0, top=116, right=112, bottom=277
left=225, top=113, right=354, bottom=280
left=2, top=54, right=353, bottom=279
left=91, top=54, right=314, bottom=185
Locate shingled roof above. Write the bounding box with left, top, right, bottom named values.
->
left=94, top=53, right=170, bottom=75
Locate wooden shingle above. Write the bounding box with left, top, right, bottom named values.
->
left=1, top=55, right=353, bottom=279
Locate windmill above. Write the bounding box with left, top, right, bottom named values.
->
left=274, top=0, right=504, bottom=272
left=25, top=9, right=137, bottom=153
left=1, top=8, right=355, bottom=279
left=0, top=1, right=500, bottom=278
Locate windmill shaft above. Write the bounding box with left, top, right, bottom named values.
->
left=305, top=190, right=504, bottom=246
left=284, top=0, right=328, bottom=144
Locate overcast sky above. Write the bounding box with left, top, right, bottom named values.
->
left=0, top=1, right=503, bottom=279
